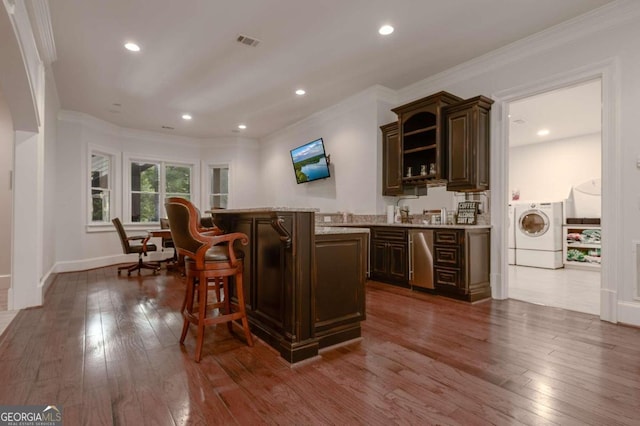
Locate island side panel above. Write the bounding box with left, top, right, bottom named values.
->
left=254, top=216, right=287, bottom=330
left=314, top=232, right=367, bottom=348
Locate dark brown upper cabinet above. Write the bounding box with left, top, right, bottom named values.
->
left=391, top=91, right=463, bottom=188
left=380, top=121, right=402, bottom=196
left=443, top=95, right=494, bottom=192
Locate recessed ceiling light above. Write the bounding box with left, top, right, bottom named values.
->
left=124, top=42, right=140, bottom=52
left=238, top=124, right=247, bottom=130
left=295, top=89, right=306, bottom=96
left=537, top=129, right=550, bottom=136
left=378, top=25, right=394, bottom=36
left=182, top=114, right=192, bottom=120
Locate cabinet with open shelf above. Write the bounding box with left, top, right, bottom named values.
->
left=563, top=225, right=601, bottom=269
left=391, top=91, right=462, bottom=186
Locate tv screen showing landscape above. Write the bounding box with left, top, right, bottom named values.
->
left=290, top=138, right=331, bottom=184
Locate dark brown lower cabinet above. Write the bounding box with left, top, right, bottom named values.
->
left=370, top=227, right=408, bottom=287
left=434, top=228, right=491, bottom=302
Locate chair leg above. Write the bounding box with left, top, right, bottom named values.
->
left=194, top=271, right=208, bottom=363
left=180, top=276, right=195, bottom=344
left=214, top=277, right=222, bottom=305
left=223, top=278, right=233, bottom=334
left=119, top=255, right=160, bottom=276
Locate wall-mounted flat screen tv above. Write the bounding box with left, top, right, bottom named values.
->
left=290, top=138, right=331, bottom=184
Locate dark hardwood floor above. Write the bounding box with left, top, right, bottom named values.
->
left=1, top=266, right=639, bottom=425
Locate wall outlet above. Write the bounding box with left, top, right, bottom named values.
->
left=323, top=216, right=331, bottom=223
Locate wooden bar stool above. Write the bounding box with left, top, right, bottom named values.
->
left=165, top=197, right=253, bottom=362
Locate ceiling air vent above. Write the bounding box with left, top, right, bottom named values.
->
left=161, top=125, right=174, bottom=130
left=236, top=34, right=261, bottom=47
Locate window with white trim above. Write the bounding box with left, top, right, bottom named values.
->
left=90, top=152, right=113, bottom=223
left=128, top=159, right=194, bottom=223
left=209, top=165, right=229, bottom=209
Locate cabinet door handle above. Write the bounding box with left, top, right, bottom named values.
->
left=408, top=234, right=414, bottom=281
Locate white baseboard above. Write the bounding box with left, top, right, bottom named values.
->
left=491, top=272, right=506, bottom=299
left=53, top=254, right=126, bottom=273
left=53, top=252, right=171, bottom=274
left=617, top=301, right=640, bottom=328
left=600, top=287, right=618, bottom=323
left=0, top=274, right=10, bottom=290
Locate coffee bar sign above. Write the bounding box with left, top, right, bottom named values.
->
left=456, top=201, right=479, bottom=225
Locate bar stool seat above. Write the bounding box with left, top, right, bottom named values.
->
left=165, top=197, right=253, bottom=362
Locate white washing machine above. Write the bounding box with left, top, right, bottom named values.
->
left=508, top=204, right=516, bottom=265
left=515, top=202, right=563, bottom=269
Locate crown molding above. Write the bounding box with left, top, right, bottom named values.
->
left=58, top=109, right=203, bottom=148
left=199, top=136, right=260, bottom=150
left=398, top=0, right=640, bottom=103
left=262, top=84, right=394, bottom=143
left=58, top=109, right=257, bottom=150
left=25, top=0, right=56, bottom=65
left=372, top=84, right=398, bottom=105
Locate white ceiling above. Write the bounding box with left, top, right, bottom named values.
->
left=47, top=0, right=613, bottom=140
left=508, top=79, right=602, bottom=147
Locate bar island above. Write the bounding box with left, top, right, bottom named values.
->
left=209, top=208, right=368, bottom=363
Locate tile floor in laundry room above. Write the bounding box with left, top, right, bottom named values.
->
left=508, top=265, right=600, bottom=315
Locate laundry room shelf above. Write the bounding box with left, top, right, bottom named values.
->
left=566, top=242, right=601, bottom=249
left=563, top=225, right=601, bottom=269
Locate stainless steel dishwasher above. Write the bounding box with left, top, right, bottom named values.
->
left=408, top=229, right=434, bottom=289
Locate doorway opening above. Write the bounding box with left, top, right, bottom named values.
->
left=506, top=79, right=602, bottom=315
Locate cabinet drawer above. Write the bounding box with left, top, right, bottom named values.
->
left=434, top=267, right=461, bottom=288
left=434, top=246, right=460, bottom=265
left=371, top=227, right=407, bottom=242
left=434, top=230, right=462, bottom=245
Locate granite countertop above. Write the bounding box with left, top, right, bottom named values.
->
left=208, top=207, right=319, bottom=214
left=315, top=226, right=370, bottom=235
left=320, top=222, right=491, bottom=230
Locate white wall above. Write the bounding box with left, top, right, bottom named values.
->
left=54, top=112, right=261, bottom=269
left=42, top=70, right=59, bottom=276
left=0, top=87, right=13, bottom=305
left=200, top=137, right=260, bottom=208
left=3, top=0, right=61, bottom=309
left=259, top=86, right=392, bottom=214
left=509, top=133, right=601, bottom=203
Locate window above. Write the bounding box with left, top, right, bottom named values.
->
left=130, top=161, right=160, bottom=222
left=128, top=158, right=195, bottom=223
left=90, top=153, right=112, bottom=223
left=166, top=164, right=191, bottom=200
left=209, top=165, right=229, bottom=209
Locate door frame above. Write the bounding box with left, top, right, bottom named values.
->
left=490, top=58, right=620, bottom=323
